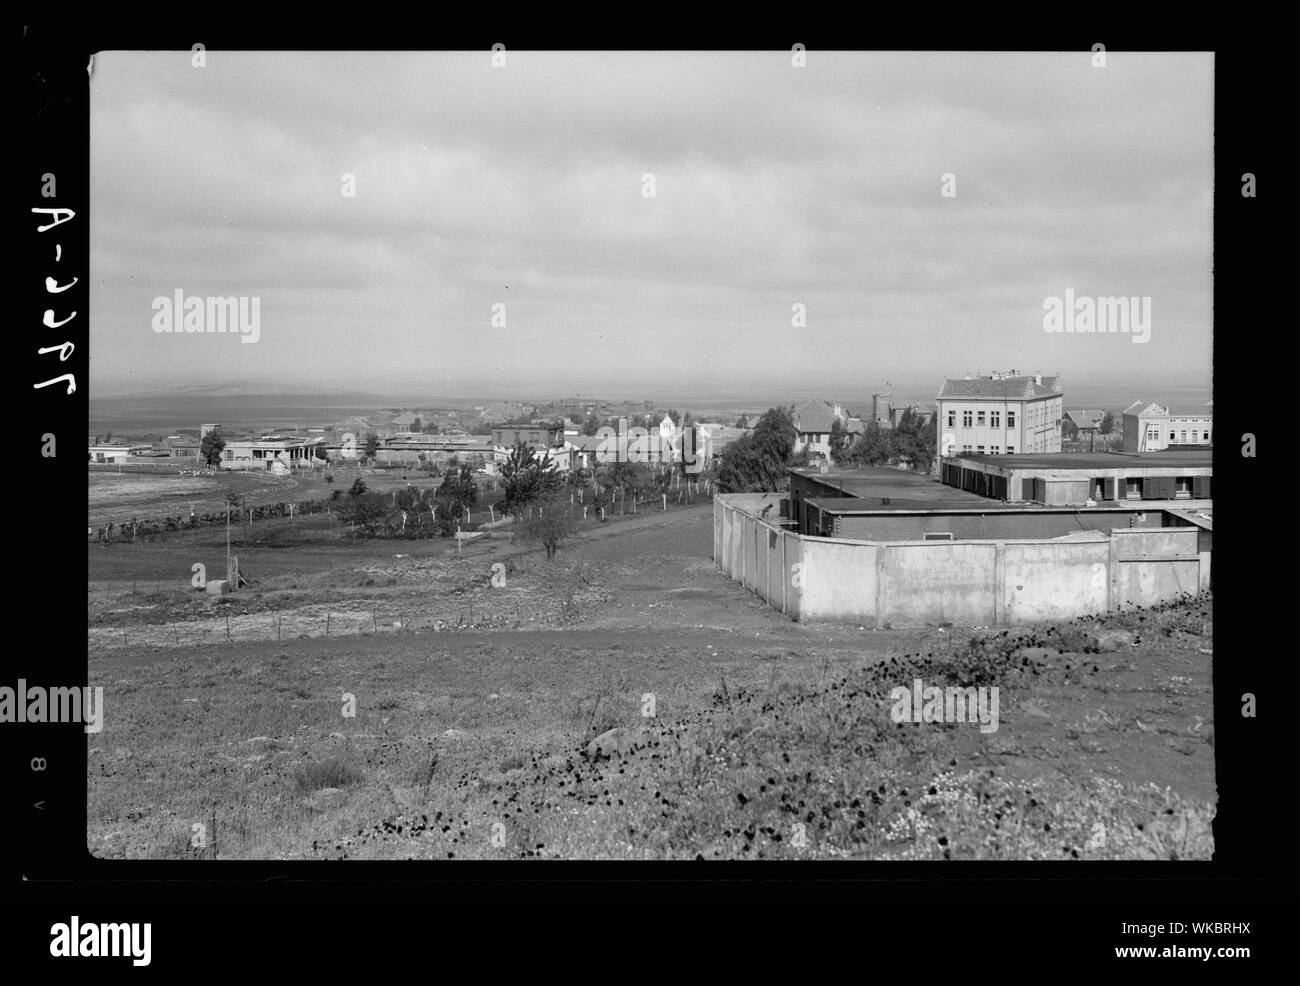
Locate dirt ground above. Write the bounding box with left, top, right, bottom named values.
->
left=87, top=500, right=1215, bottom=860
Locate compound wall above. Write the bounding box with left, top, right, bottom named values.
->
left=715, top=495, right=1204, bottom=627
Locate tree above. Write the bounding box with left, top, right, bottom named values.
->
left=339, top=491, right=390, bottom=538
left=1062, top=417, right=1079, bottom=440
left=1099, top=411, right=1114, bottom=435
left=499, top=442, right=562, bottom=514
left=580, top=413, right=602, bottom=436
left=200, top=430, right=226, bottom=467
left=348, top=477, right=368, bottom=498
left=363, top=432, right=380, bottom=463
left=436, top=465, right=478, bottom=517
left=514, top=494, right=577, bottom=560
left=412, top=415, right=423, bottom=433
left=828, top=419, right=853, bottom=464
left=314, top=444, right=329, bottom=461
left=888, top=410, right=938, bottom=472
left=842, top=422, right=891, bottom=466
left=716, top=406, right=799, bottom=493
left=734, top=414, right=749, bottom=429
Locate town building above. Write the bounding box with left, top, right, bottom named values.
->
left=88, top=444, right=149, bottom=463
left=792, top=399, right=851, bottom=461
left=715, top=460, right=1211, bottom=627
left=938, top=450, right=1211, bottom=505
left=221, top=437, right=325, bottom=472
left=1121, top=401, right=1213, bottom=452
left=491, top=426, right=564, bottom=449
left=937, top=370, right=1063, bottom=456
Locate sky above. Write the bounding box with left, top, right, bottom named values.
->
left=89, top=50, right=1213, bottom=401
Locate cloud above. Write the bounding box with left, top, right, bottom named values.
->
left=89, top=50, right=1213, bottom=395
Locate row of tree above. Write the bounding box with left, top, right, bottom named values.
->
left=829, top=408, right=937, bottom=471
left=713, top=406, right=940, bottom=493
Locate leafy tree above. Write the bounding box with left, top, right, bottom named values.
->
left=888, top=409, right=938, bottom=471
left=1062, top=418, right=1078, bottom=440
left=363, top=432, right=380, bottom=463
left=716, top=406, right=799, bottom=492
left=514, top=494, right=577, bottom=560
left=842, top=421, right=892, bottom=466
left=437, top=465, right=478, bottom=517
left=339, top=491, right=390, bottom=538
left=499, top=442, right=562, bottom=514
left=314, top=444, right=328, bottom=460
left=580, top=414, right=602, bottom=436
left=348, top=477, right=368, bottom=498
left=829, top=419, right=853, bottom=464
left=200, top=430, right=226, bottom=467
left=734, top=414, right=748, bottom=429
left=1099, top=411, right=1114, bottom=435
left=412, top=415, right=423, bottom=433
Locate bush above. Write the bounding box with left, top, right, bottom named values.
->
left=293, top=755, right=363, bottom=794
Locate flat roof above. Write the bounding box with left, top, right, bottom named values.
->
left=791, top=467, right=990, bottom=504
left=951, top=450, right=1212, bottom=470
left=806, top=497, right=1200, bottom=517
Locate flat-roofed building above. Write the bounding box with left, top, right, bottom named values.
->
left=222, top=437, right=324, bottom=471
left=491, top=426, right=564, bottom=448
left=940, top=450, right=1211, bottom=505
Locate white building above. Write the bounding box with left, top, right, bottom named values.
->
left=937, top=371, right=1063, bottom=457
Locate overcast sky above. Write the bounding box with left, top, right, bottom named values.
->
left=89, top=50, right=1213, bottom=400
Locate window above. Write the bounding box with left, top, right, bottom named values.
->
left=1126, top=478, right=1142, bottom=499
left=1006, top=446, right=1015, bottom=454
left=924, top=532, right=955, bottom=541
left=1175, top=476, right=1192, bottom=498
left=976, top=445, right=985, bottom=453
left=990, top=411, right=1000, bottom=428
left=1169, top=432, right=1176, bottom=441
left=1180, top=430, right=1187, bottom=443
left=1204, top=431, right=1210, bottom=441
left=962, top=410, right=973, bottom=427
left=962, top=444, right=972, bottom=452
left=977, top=411, right=986, bottom=426
left=991, top=445, right=1000, bottom=454
left=1007, top=411, right=1016, bottom=428
left=947, top=410, right=956, bottom=427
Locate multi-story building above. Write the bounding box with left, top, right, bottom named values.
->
left=792, top=399, right=850, bottom=461
left=1121, top=401, right=1213, bottom=452
left=937, top=370, right=1063, bottom=457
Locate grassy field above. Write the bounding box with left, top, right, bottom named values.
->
left=87, top=497, right=1215, bottom=861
